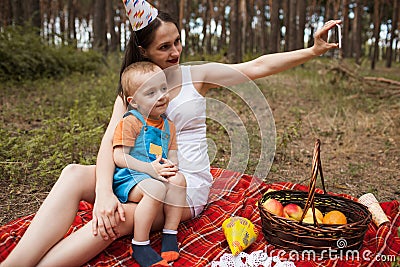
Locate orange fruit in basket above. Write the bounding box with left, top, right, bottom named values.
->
left=323, top=210, right=347, bottom=225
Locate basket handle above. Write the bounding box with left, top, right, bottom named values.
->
left=299, top=139, right=327, bottom=225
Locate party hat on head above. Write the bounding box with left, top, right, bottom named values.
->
left=122, top=0, right=158, bottom=31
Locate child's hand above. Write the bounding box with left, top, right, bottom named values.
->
left=150, top=155, right=178, bottom=182
left=161, top=158, right=178, bottom=177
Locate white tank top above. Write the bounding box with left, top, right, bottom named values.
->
left=165, top=66, right=212, bottom=212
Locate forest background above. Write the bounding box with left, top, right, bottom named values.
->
left=1, top=0, right=399, bottom=67
left=0, top=0, right=399, bottom=225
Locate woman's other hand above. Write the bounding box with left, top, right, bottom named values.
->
left=312, top=20, right=341, bottom=56
left=92, top=191, right=125, bottom=240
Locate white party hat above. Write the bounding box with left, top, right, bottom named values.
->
left=122, top=0, right=158, bottom=31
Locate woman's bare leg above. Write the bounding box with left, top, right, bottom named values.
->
left=36, top=204, right=136, bottom=267
left=2, top=167, right=194, bottom=267
left=36, top=201, right=176, bottom=267
left=34, top=180, right=193, bottom=267
left=1, top=164, right=97, bottom=267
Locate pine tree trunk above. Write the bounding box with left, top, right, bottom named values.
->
left=192, top=4, right=201, bottom=54
left=183, top=0, right=191, bottom=57
left=333, top=0, right=340, bottom=19
left=59, top=1, right=66, bottom=44
left=30, top=0, right=41, bottom=30
left=326, top=0, right=334, bottom=20
left=342, top=0, right=350, bottom=58
left=159, top=0, right=179, bottom=21
left=259, top=0, right=267, bottom=54
left=0, top=0, right=12, bottom=26
left=106, top=0, right=118, bottom=52
left=179, top=0, right=184, bottom=33
left=201, top=0, right=209, bottom=55
left=67, top=0, right=75, bottom=41
left=239, top=0, right=246, bottom=57
left=371, top=0, right=381, bottom=70
left=93, top=0, right=106, bottom=52
left=283, top=0, right=290, bottom=51
left=269, top=0, right=280, bottom=53
left=49, top=0, right=59, bottom=45
left=207, top=0, right=214, bottom=54
left=288, top=0, right=297, bottom=51
left=246, top=0, right=254, bottom=54
left=218, top=0, right=227, bottom=52
left=353, top=0, right=363, bottom=64
left=308, top=0, right=317, bottom=47
left=228, top=0, right=241, bottom=62
left=297, top=0, right=306, bottom=50
left=11, top=0, right=24, bottom=26
left=386, top=0, right=398, bottom=68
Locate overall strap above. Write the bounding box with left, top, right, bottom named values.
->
left=161, top=114, right=170, bottom=135
left=123, top=109, right=146, bottom=125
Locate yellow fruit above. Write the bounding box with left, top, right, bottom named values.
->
left=323, top=210, right=347, bottom=225
left=304, top=208, right=324, bottom=222
left=302, top=214, right=323, bottom=224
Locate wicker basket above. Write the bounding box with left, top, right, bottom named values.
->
left=258, top=139, right=372, bottom=256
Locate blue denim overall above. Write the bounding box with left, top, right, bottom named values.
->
left=113, top=109, right=170, bottom=203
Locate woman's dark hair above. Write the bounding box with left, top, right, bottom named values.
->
left=118, top=11, right=179, bottom=102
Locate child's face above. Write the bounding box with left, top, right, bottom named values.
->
left=127, top=71, right=169, bottom=119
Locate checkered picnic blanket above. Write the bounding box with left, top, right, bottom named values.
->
left=1, top=168, right=399, bottom=266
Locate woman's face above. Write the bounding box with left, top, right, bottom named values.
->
left=141, top=22, right=182, bottom=70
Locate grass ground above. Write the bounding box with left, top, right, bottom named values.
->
left=0, top=56, right=399, bottom=225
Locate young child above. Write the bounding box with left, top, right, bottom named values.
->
left=113, top=61, right=184, bottom=267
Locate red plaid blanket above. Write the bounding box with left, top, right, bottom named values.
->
left=1, top=168, right=399, bottom=266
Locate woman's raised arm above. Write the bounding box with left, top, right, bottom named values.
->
left=192, top=20, right=341, bottom=94
left=92, top=96, right=127, bottom=241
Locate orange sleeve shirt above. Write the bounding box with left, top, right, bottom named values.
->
left=113, top=115, right=178, bottom=151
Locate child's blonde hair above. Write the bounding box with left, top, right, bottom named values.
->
left=121, top=61, right=161, bottom=98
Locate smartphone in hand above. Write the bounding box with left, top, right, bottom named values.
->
left=329, top=24, right=342, bottom=49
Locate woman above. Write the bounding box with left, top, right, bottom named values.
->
left=1, top=6, right=341, bottom=266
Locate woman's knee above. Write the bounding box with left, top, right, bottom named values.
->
left=59, top=164, right=95, bottom=183
left=57, top=164, right=96, bottom=201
